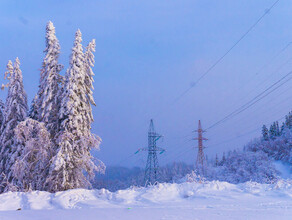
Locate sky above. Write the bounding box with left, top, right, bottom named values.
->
left=0, top=0, right=292, bottom=167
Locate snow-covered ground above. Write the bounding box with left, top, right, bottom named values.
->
left=0, top=180, right=291, bottom=220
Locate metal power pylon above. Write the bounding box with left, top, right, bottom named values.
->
left=135, top=119, right=165, bottom=186
left=193, top=120, right=208, bottom=175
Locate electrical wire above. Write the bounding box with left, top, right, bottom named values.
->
left=207, top=115, right=285, bottom=149
left=207, top=79, right=292, bottom=138
left=207, top=69, right=292, bottom=130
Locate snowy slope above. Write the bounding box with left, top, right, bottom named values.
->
left=0, top=180, right=291, bottom=220
left=274, top=161, right=292, bottom=179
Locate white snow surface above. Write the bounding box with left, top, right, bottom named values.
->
left=0, top=180, right=292, bottom=220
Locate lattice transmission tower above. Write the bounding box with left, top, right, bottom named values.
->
left=193, top=120, right=208, bottom=175
left=135, top=119, right=165, bottom=186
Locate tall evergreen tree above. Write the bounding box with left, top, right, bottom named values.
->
left=215, top=154, right=219, bottom=167
left=275, top=121, right=280, bottom=136
left=262, top=125, right=269, bottom=141
left=269, top=123, right=276, bottom=140
left=46, top=30, right=103, bottom=192
left=285, top=112, right=292, bottom=129
left=221, top=152, right=226, bottom=165
left=0, top=58, right=28, bottom=190
left=34, top=21, right=63, bottom=138
left=280, top=122, right=285, bottom=134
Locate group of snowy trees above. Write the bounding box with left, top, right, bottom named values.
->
left=256, top=114, right=292, bottom=164
left=202, top=112, right=292, bottom=184
left=262, top=112, right=292, bottom=141
left=207, top=150, right=279, bottom=183
left=0, top=22, right=104, bottom=193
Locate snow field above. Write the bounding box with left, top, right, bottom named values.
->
left=0, top=180, right=291, bottom=219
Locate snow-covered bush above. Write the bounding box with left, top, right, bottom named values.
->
left=184, top=171, right=206, bottom=183
left=11, top=118, right=52, bottom=191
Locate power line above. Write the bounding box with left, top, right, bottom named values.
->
left=240, top=55, right=292, bottom=103
left=207, top=115, right=285, bottom=148
left=207, top=74, right=292, bottom=137
left=254, top=42, right=292, bottom=76
left=225, top=44, right=292, bottom=112
left=220, top=85, right=292, bottom=132
left=207, top=69, right=292, bottom=130
left=173, top=0, right=281, bottom=103
left=207, top=76, right=292, bottom=130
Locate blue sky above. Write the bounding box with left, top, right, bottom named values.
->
left=0, top=0, right=292, bottom=167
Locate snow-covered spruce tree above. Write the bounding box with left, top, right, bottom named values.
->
left=10, top=118, right=52, bottom=191
left=269, top=123, right=276, bottom=140
left=262, top=125, right=269, bottom=141
left=83, top=39, right=97, bottom=130
left=285, top=112, right=292, bottom=129
left=215, top=154, right=219, bottom=167
left=28, top=95, right=39, bottom=119
left=46, top=30, right=104, bottom=192
left=0, top=60, right=14, bottom=140
left=34, top=21, right=63, bottom=138
left=0, top=58, right=28, bottom=191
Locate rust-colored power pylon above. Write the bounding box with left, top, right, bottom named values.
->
left=193, top=120, right=208, bottom=175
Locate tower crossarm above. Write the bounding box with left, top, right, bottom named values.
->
left=135, top=148, right=148, bottom=154
left=193, top=137, right=208, bottom=141
left=193, top=129, right=207, bottom=133
left=135, top=147, right=165, bottom=154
